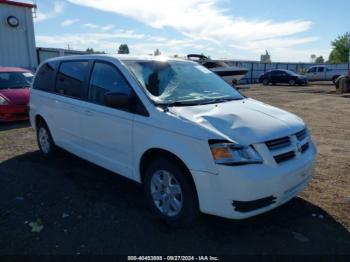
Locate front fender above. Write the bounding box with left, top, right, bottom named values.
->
left=133, top=120, right=218, bottom=182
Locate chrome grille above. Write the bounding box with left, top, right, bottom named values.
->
left=296, top=129, right=307, bottom=141
left=264, top=128, right=310, bottom=165
left=265, top=136, right=291, bottom=150
left=301, top=142, right=309, bottom=153
left=274, top=151, right=296, bottom=163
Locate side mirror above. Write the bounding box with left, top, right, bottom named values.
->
left=104, top=92, right=131, bottom=109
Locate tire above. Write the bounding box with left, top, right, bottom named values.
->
left=289, top=79, right=296, bottom=86
left=332, top=76, right=340, bottom=84
left=262, top=79, right=269, bottom=85
left=144, top=157, right=199, bottom=227
left=36, top=120, right=56, bottom=158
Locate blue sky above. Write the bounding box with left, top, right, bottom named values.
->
left=29, top=0, right=350, bottom=62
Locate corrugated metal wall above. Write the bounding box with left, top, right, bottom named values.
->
left=0, top=3, right=37, bottom=70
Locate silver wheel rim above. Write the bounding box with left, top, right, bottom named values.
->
left=150, top=170, right=183, bottom=217
left=38, top=127, right=50, bottom=154
left=290, top=80, right=295, bottom=85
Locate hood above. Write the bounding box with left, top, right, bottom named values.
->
left=0, top=88, right=30, bottom=105
left=168, top=98, right=305, bottom=145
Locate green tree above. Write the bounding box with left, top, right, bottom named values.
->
left=328, top=32, right=350, bottom=63
left=86, top=48, right=94, bottom=53
left=118, top=44, right=130, bottom=54
left=154, top=49, right=161, bottom=56
left=315, top=56, right=325, bottom=63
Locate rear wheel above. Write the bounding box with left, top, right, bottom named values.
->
left=144, top=158, right=199, bottom=227
left=36, top=120, right=56, bottom=158
left=332, top=76, right=339, bottom=84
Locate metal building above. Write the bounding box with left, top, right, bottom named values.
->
left=0, top=0, right=37, bottom=70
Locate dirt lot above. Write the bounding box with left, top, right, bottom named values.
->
left=0, top=83, right=349, bottom=257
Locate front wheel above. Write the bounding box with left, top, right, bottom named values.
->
left=36, top=121, right=56, bottom=158
left=144, top=158, right=199, bottom=227
left=262, top=79, right=269, bottom=85
left=289, top=79, right=296, bottom=86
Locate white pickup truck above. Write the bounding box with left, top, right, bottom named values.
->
left=305, top=65, right=347, bottom=83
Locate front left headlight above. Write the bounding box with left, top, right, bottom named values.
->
left=210, top=142, right=263, bottom=165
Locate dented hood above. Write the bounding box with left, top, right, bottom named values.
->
left=168, top=98, right=305, bottom=145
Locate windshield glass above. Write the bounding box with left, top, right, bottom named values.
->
left=122, top=60, right=243, bottom=104
left=0, top=72, right=33, bottom=90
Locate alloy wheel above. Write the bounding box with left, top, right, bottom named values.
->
left=150, top=170, right=183, bottom=217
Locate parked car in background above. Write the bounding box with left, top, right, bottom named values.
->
left=259, top=69, right=308, bottom=86
left=0, top=67, right=33, bottom=122
left=305, top=65, right=345, bottom=83
left=30, top=55, right=317, bottom=226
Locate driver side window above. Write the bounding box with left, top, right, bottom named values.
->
left=308, top=67, right=316, bottom=73
left=88, top=62, right=132, bottom=106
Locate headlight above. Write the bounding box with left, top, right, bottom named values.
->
left=210, top=142, right=263, bottom=165
left=0, top=96, right=9, bottom=105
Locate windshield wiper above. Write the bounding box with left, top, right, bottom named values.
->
left=196, top=97, right=243, bottom=105
left=158, top=100, right=203, bottom=112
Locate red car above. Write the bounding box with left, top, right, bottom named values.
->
left=0, top=67, right=34, bottom=122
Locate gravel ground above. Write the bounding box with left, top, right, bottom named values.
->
left=0, top=83, right=349, bottom=257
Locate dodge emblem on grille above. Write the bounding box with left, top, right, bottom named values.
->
left=296, top=143, right=303, bottom=153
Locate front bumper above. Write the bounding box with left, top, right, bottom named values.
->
left=296, top=78, right=308, bottom=84
left=0, top=104, right=29, bottom=122
left=191, top=141, right=316, bottom=219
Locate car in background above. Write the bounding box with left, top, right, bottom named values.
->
left=259, top=69, right=308, bottom=86
left=0, top=67, right=33, bottom=122
left=305, top=65, right=345, bottom=83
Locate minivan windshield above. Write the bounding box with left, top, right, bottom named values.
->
left=122, top=60, right=244, bottom=105
left=0, top=72, right=33, bottom=90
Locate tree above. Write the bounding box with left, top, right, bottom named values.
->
left=315, top=56, right=325, bottom=63
left=118, top=44, right=130, bottom=54
left=328, top=32, right=350, bottom=64
left=154, top=49, right=161, bottom=56
left=310, top=54, right=317, bottom=63
left=86, top=48, right=105, bottom=54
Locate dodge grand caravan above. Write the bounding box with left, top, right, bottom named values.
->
left=30, top=55, right=317, bottom=226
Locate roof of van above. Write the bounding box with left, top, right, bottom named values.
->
left=43, top=54, right=190, bottom=63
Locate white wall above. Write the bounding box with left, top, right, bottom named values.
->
left=0, top=4, right=37, bottom=70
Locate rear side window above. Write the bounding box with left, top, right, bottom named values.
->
left=55, top=61, right=89, bottom=99
left=33, top=61, right=58, bottom=91
left=318, top=67, right=324, bottom=72
left=88, top=62, right=132, bottom=105
left=271, top=71, right=281, bottom=76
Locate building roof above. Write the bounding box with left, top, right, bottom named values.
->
left=0, top=67, right=31, bottom=73
left=0, top=0, right=36, bottom=8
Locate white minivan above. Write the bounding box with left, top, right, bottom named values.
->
left=30, top=55, right=317, bottom=226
